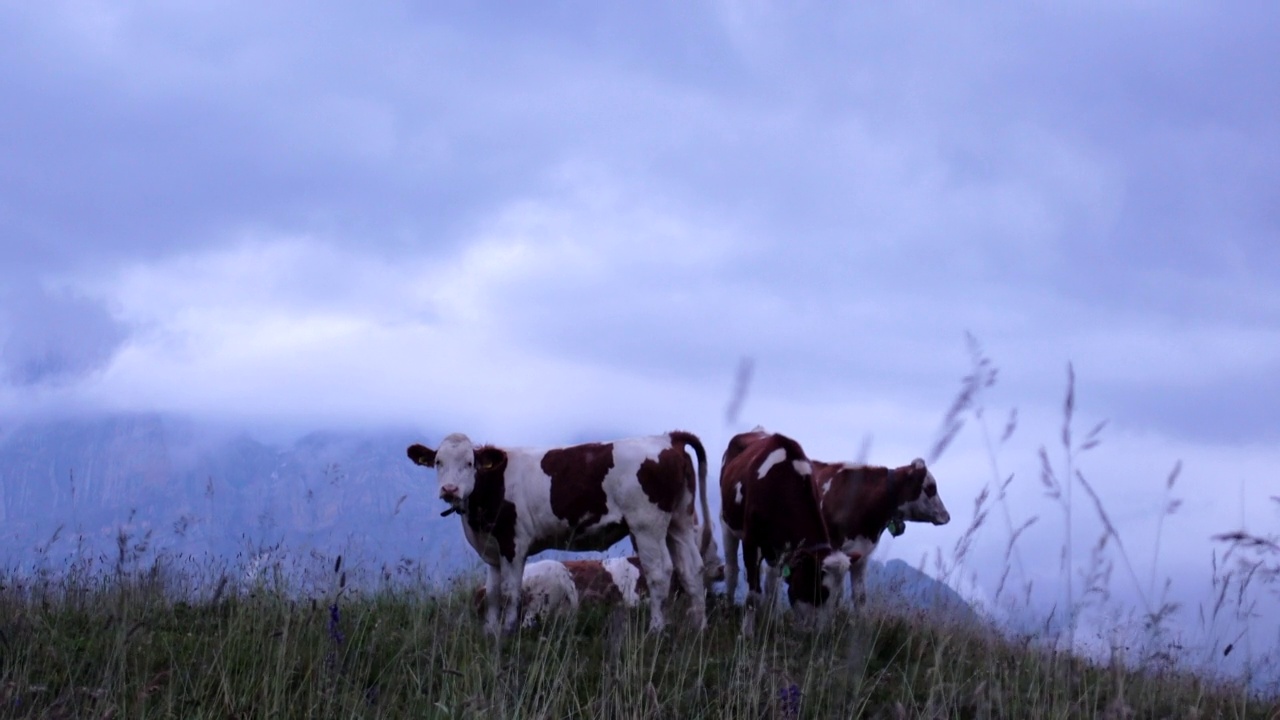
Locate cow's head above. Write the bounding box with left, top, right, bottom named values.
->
left=407, top=433, right=508, bottom=514
left=697, top=519, right=726, bottom=586
left=781, top=545, right=850, bottom=610
left=893, top=458, right=951, bottom=526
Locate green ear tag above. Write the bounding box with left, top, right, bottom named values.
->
left=889, top=518, right=906, bottom=537
left=781, top=565, right=792, bottom=579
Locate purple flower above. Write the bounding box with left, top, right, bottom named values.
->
left=328, top=602, right=345, bottom=645
left=778, top=683, right=801, bottom=718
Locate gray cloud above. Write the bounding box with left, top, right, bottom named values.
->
left=2, top=2, right=1276, bottom=312
left=0, top=284, right=129, bottom=386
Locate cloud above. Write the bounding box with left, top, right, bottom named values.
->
left=0, top=282, right=129, bottom=387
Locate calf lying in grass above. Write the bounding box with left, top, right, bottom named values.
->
left=472, top=556, right=727, bottom=628
left=472, top=557, right=651, bottom=628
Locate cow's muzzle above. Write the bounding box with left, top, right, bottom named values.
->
left=439, top=485, right=465, bottom=516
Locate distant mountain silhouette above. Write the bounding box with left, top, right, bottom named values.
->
left=0, top=414, right=476, bottom=587
left=865, top=558, right=985, bottom=625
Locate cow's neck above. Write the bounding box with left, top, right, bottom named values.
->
left=465, top=466, right=507, bottom=532
left=830, top=466, right=901, bottom=544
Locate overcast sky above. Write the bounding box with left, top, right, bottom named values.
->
left=2, top=1, right=1278, bottom=676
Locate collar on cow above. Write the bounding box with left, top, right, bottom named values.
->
left=881, top=467, right=905, bottom=537
left=440, top=500, right=468, bottom=518
left=885, top=509, right=906, bottom=538
left=888, top=513, right=906, bottom=537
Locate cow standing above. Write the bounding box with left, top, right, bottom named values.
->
left=811, top=459, right=951, bottom=607
left=718, top=430, right=849, bottom=617
left=408, top=431, right=716, bottom=635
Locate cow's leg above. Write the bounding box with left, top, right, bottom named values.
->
left=632, top=529, right=674, bottom=632
left=742, top=542, right=763, bottom=609
left=721, top=524, right=741, bottom=604
left=849, top=554, right=868, bottom=609
left=483, top=563, right=502, bottom=635
left=762, top=562, right=782, bottom=616
left=499, top=556, right=526, bottom=635
left=667, top=525, right=707, bottom=631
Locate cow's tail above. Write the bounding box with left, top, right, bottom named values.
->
left=670, top=430, right=718, bottom=568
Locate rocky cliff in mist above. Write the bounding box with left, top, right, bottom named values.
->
left=0, top=414, right=470, bottom=584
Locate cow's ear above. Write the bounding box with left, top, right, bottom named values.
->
left=407, top=444, right=436, bottom=467
left=475, top=447, right=508, bottom=473
left=892, top=464, right=927, bottom=502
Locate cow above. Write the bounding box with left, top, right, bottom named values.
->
left=472, top=557, right=653, bottom=627
left=407, top=430, right=717, bottom=635
left=811, top=458, right=951, bottom=608
left=718, top=430, right=850, bottom=619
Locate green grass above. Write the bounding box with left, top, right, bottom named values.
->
left=0, top=567, right=1272, bottom=719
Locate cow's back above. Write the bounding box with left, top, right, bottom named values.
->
left=721, top=432, right=828, bottom=552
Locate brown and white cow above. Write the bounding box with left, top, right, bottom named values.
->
left=407, top=431, right=717, bottom=635
left=811, top=459, right=951, bottom=607
left=719, top=430, right=850, bottom=618
left=473, top=557, right=653, bottom=627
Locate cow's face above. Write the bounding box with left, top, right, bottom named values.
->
left=432, top=433, right=478, bottom=509
left=408, top=433, right=508, bottom=513
left=895, top=458, right=951, bottom=525
left=783, top=548, right=849, bottom=609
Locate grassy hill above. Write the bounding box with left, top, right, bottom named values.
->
left=1, top=563, right=1273, bottom=719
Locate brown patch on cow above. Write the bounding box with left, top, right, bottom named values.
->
left=406, top=443, right=435, bottom=466
left=636, top=445, right=691, bottom=513
left=893, top=463, right=929, bottom=504
left=668, top=430, right=704, bottom=500
left=719, top=432, right=840, bottom=607
left=625, top=556, right=650, bottom=597
left=475, top=446, right=507, bottom=474
left=543, top=443, right=614, bottom=529
left=562, top=560, right=624, bottom=605
left=816, top=462, right=921, bottom=547
left=465, top=445, right=518, bottom=561
left=720, top=429, right=769, bottom=468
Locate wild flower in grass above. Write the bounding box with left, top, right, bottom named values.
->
left=324, top=597, right=346, bottom=678
left=328, top=602, right=345, bottom=645
left=777, top=683, right=801, bottom=719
